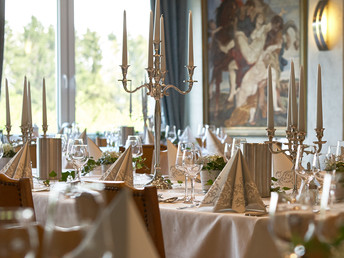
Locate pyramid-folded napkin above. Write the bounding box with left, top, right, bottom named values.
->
left=180, top=126, right=196, bottom=143
left=204, top=129, right=225, bottom=156
left=199, top=149, right=265, bottom=213
left=87, top=137, right=102, bottom=160
left=0, top=142, right=32, bottom=181
left=99, top=146, right=133, bottom=186
left=65, top=189, right=159, bottom=258
left=78, top=129, right=87, bottom=144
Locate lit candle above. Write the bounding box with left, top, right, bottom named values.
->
left=160, top=15, right=166, bottom=72
left=188, top=11, right=194, bottom=67
left=122, top=10, right=127, bottom=67
left=290, top=61, right=298, bottom=127
left=148, top=11, right=153, bottom=69
left=27, top=81, right=32, bottom=126
left=5, top=79, right=11, bottom=128
left=43, top=78, right=47, bottom=130
left=21, top=76, right=28, bottom=127
left=154, top=0, right=160, bottom=42
left=298, top=66, right=306, bottom=132
left=267, top=65, right=274, bottom=130
left=316, top=64, right=323, bottom=130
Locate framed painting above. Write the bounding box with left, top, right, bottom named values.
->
left=202, top=0, right=307, bottom=136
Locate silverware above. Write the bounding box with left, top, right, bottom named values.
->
left=159, top=197, right=179, bottom=203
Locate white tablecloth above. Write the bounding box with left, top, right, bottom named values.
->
left=32, top=181, right=280, bottom=258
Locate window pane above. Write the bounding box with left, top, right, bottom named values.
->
left=2, top=0, right=57, bottom=134
left=74, top=0, right=150, bottom=133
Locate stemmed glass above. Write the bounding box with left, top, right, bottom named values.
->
left=231, top=138, right=246, bottom=157
left=126, top=136, right=143, bottom=175
left=216, top=127, right=227, bottom=144
left=197, top=124, right=206, bottom=151
left=70, top=144, right=89, bottom=182
left=175, top=141, right=194, bottom=203
left=224, top=143, right=232, bottom=162
left=0, top=140, right=4, bottom=159
left=182, top=147, right=203, bottom=204
left=0, top=207, right=39, bottom=258
left=165, top=125, right=177, bottom=143
left=269, top=192, right=315, bottom=258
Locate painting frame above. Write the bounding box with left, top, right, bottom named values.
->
left=201, top=0, right=308, bottom=136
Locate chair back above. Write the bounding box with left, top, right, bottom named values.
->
left=103, top=182, right=165, bottom=258
left=137, top=144, right=167, bottom=174
left=0, top=174, right=35, bottom=217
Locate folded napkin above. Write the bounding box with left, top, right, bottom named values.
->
left=65, top=189, right=159, bottom=258
left=204, top=129, right=225, bottom=156
left=87, top=137, right=102, bottom=160
left=144, top=127, right=154, bottom=144
left=272, top=143, right=296, bottom=189
left=180, top=126, right=196, bottom=143
left=78, top=129, right=87, bottom=144
left=99, top=146, right=133, bottom=186
left=0, top=142, right=32, bottom=181
left=167, top=140, right=185, bottom=181
left=199, top=149, right=265, bottom=213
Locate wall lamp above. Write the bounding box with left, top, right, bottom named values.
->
left=313, top=0, right=329, bottom=50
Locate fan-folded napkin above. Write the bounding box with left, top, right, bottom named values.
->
left=0, top=142, right=32, bottom=181
left=199, top=149, right=265, bottom=213
left=65, top=189, right=159, bottom=258
left=99, top=146, right=133, bottom=186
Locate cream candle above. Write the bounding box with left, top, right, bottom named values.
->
left=5, top=79, right=11, bottom=128
left=298, top=66, right=305, bottom=132
left=267, top=65, right=274, bottom=130
left=188, top=11, right=194, bottom=67
left=148, top=11, right=153, bottom=69
left=122, top=10, right=128, bottom=67
left=316, top=64, right=323, bottom=130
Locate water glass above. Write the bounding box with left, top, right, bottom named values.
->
left=70, top=144, right=89, bottom=181
left=224, top=143, right=231, bottom=162
left=126, top=136, right=143, bottom=174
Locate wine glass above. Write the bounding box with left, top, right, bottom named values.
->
left=0, top=140, right=4, bottom=159
left=231, top=138, right=246, bottom=157
left=176, top=141, right=194, bottom=203
left=269, top=192, right=315, bottom=258
left=224, top=143, right=232, bottom=162
left=165, top=125, right=177, bottom=143
left=182, top=147, right=203, bottom=204
left=70, top=144, right=89, bottom=182
left=336, top=140, right=344, bottom=161
left=197, top=124, right=206, bottom=151
left=177, top=129, right=185, bottom=142
left=0, top=207, right=39, bottom=258
left=216, top=127, right=227, bottom=144
left=126, top=136, right=143, bottom=175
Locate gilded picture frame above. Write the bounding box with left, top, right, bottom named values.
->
left=202, top=0, right=307, bottom=136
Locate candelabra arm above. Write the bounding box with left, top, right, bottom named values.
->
left=313, top=128, right=326, bottom=153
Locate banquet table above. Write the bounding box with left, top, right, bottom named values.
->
left=32, top=176, right=280, bottom=258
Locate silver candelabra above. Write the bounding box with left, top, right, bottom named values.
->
left=120, top=43, right=196, bottom=189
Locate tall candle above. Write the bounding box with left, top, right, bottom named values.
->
left=27, top=81, right=32, bottom=126
left=316, top=64, right=323, bottom=129
left=21, top=76, right=28, bottom=127
left=298, top=66, right=305, bottom=132
left=287, top=67, right=292, bottom=129
left=267, top=65, right=274, bottom=130
left=122, top=10, right=128, bottom=67
left=5, top=79, right=11, bottom=128
left=148, top=11, right=153, bottom=69
left=154, top=0, right=160, bottom=42
left=42, top=78, right=47, bottom=129
left=290, top=61, right=298, bottom=127
left=188, top=11, right=194, bottom=67
left=160, top=15, right=166, bottom=72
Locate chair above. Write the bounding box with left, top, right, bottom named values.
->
left=0, top=174, right=35, bottom=216
left=137, top=144, right=167, bottom=174
left=96, top=137, right=107, bottom=147
left=103, top=182, right=165, bottom=258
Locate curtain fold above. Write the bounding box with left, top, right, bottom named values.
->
left=0, top=0, right=5, bottom=95
left=151, top=0, right=188, bottom=130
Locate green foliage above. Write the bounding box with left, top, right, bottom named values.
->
left=200, top=155, right=226, bottom=171
left=61, top=171, right=76, bottom=182
left=98, top=151, right=121, bottom=165
left=270, top=176, right=291, bottom=193
left=206, top=179, right=214, bottom=186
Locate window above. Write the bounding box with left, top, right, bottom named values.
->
left=2, top=0, right=150, bottom=134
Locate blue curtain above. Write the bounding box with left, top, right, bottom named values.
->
left=151, top=0, right=188, bottom=130
left=0, top=0, right=5, bottom=95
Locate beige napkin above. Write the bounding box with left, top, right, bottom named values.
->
left=272, top=143, right=296, bottom=189
left=65, top=189, right=159, bottom=258
left=87, top=137, right=102, bottom=160
left=167, top=140, right=184, bottom=181
left=144, top=127, right=154, bottom=144
left=205, top=129, right=225, bottom=156
left=199, top=149, right=265, bottom=213
left=99, top=146, right=133, bottom=186
left=0, top=142, right=32, bottom=181
left=180, top=126, right=196, bottom=143
left=79, top=129, right=87, bottom=144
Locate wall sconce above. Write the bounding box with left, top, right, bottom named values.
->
left=313, top=0, right=329, bottom=50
